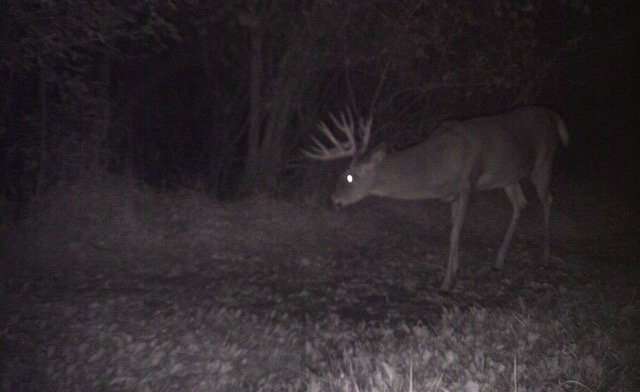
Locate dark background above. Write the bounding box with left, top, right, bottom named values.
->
left=1, top=0, right=637, bottom=210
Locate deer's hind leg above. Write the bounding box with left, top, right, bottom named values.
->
left=531, top=161, right=554, bottom=262
left=495, top=183, right=527, bottom=270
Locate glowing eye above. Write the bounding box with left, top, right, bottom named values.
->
left=346, top=174, right=353, bottom=183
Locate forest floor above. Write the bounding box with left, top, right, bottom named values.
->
left=2, top=175, right=638, bottom=391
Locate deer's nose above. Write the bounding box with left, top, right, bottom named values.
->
left=331, top=196, right=344, bottom=209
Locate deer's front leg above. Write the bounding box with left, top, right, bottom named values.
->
left=441, top=191, right=470, bottom=291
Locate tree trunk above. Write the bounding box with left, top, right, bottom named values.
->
left=241, top=26, right=267, bottom=194
left=95, top=54, right=111, bottom=173
left=35, top=59, right=48, bottom=197
left=1, top=70, right=12, bottom=194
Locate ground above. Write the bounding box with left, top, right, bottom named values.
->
left=1, top=176, right=638, bottom=390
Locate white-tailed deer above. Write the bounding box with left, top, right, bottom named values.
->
left=303, top=107, right=569, bottom=291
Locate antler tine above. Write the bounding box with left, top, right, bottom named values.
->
left=317, top=120, right=348, bottom=152
left=329, top=111, right=357, bottom=150
left=301, top=109, right=372, bottom=161
left=301, top=115, right=357, bottom=161
left=338, top=109, right=373, bottom=154
left=304, top=135, right=329, bottom=156
left=358, top=115, right=373, bottom=153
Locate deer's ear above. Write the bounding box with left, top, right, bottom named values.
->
left=367, top=143, right=387, bottom=165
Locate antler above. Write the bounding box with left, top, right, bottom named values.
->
left=303, top=110, right=372, bottom=161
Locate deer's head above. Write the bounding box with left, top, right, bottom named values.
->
left=303, top=110, right=385, bottom=207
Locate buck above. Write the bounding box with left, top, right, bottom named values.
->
left=303, top=107, right=569, bottom=291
